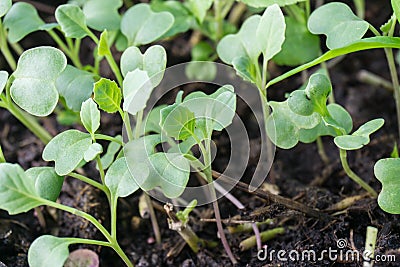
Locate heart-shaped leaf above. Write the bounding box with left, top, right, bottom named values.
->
left=11, top=46, right=67, bottom=116
left=93, top=78, right=122, bottom=113
left=0, top=70, right=8, bottom=95
left=84, top=143, right=103, bottom=162
left=56, top=65, right=95, bottom=111
left=82, top=0, right=122, bottom=31
left=25, top=167, right=64, bottom=202
left=232, top=56, right=258, bottom=84
left=120, top=45, right=167, bottom=87
left=334, top=118, right=384, bottom=150
left=238, top=0, right=305, bottom=8
left=28, top=235, right=72, bottom=267
left=374, top=158, right=400, bottom=214
left=123, top=69, right=153, bottom=115
left=3, top=2, right=45, bottom=43
left=182, top=85, right=236, bottom=133
left=0, top=0, right=11, bottom=17
left=160, top=104, right=196, bottom=140
left=0, top=163, right=44, bottom=214
left=55, top=4, right=89, bottom=39
left=105, top=157, right=139, bottom=198
left=121, top=3, right=174, bottom=46
left=217, top=15, right=261, bottom=64
left=80, top=98, right=100, bottom=135
left=308, top=2, right=369, bottom=49
left=273, top=16, right=320, bottom=66
left=43, top=130, right=92, bottom=175
left=256, top=4, right=286, bottom=61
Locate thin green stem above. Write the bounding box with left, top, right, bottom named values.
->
left=214, top=0, right=223, bottom=42
left=120, top=110, right=134, bottom=141
left=43, top=200, right=133, bottom=267
left=316, top=136, right=330, bottom=164
left=105, top=53, right=124, bottom=86
left=10, top=42, right=23, bottom=56
left=339, top=149, right=378, bottom=197
left=369, top=24, right=381, bottom=37
left=68, top=172, right=108, bottom=193
left=353, top=0, right=365, bottom=19
left=65, top=237, right=112, bottom=247
left=48, top=30, right=82, bottom=68
left=383, top=15, right=400, bottom=141
left=0, top=20, right=17, bottom=70
left=144, top=193, right=162, bottom=244
left=111, top=196, right=118, bottom=238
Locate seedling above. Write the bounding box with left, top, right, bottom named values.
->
left=267, top=73, right=381, bottom=197
left=374, top=158, right=400, bottom=214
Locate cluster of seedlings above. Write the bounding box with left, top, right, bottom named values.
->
left=0, top=0, right=399, bottom=266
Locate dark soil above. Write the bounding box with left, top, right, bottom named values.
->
left=1, top=0, right=400, bottom=267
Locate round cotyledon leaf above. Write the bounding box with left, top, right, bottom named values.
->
left=28, top=235, right=73, bottom=267
left=25, top=167, right=64, bottom=202
left=374, top=158, right=400, bottom=214
left=10, top=46, right=67, bottom=116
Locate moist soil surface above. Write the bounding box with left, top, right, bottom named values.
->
left=1, top=0, right=400, bottom=266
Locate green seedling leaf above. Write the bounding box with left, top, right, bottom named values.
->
left=82, top=0, right=122, bottom=31
left=380, top=15, right=395, bottom=34
left=334, top=118, right=384, bottom=150
left=256, top=4, right=285, bottom=62
left=374, top=158, right=400, bottom=214
left=182, top=85, right=236, bottom=133
left=64, top=249, right=99, bottom=267
left=120, top=45, right=167, bottom=87
left=123, top=69, right=153, bottom=114
left=0, top=163, right=43, bottom=214
left=11, top=47, right=67, bottom=116
left=105, top=157, right=139, bottom=198
left=160, top=104, right=196, bottom=140
left=192, top=41, right=214, bottom=61
left=55, top=4, right=89, bottom=39
left=80, top=98, right=100, bottom=135
left=217, top=15, right=261, bottom=64
left=144, top=105, right=167, bottom=134
left=0, top=70, right=8, bottom=95
left=56, top=65, right=95, bottom=112
left=93, top=78, right=122, bottom=113
left=299, top=103, right=352, bottom=143
left=28, top=235, right=72, bottom=267
left=99, top=136, right=122, bottom=169
left=266, top=101, right=321, bottom=149
left=308, top=2, right=369, bottom=49
left=238, top=0, right=305, bottom=8
left=392, top=0, right=400, bottom=24
left=3, top=2, right=45, bottom=43
left=0, top=0, right=11, bottom=17
left=273, top=16, right=320, bottom=66
left=121, top=3, right=174, bottom=46
left=84, top=143, right=103, bottom=162
left=124, top=134, right=192, bottom=198
left=184, top=0, right=212, bottom=23
left=26, top=167, right=63, bottom=202
left=43, top=130, right=92, bottom=175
